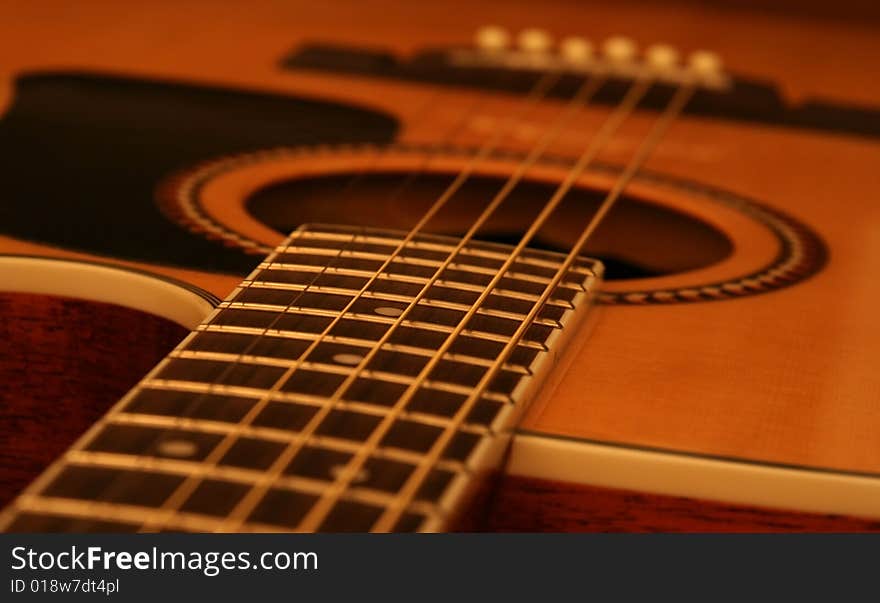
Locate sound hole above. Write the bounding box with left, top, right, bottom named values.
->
left=245, top=172, right=732, bottom=280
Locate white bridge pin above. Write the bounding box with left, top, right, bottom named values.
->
left=646, top=44, right=679, bottom=71
left=475, top=25, right=510, bottom=52
left=688, top=50, right=723, bottom=77
left=517, top=28, right=552, bottom=54
left=560, top=36, right=593, bottom=63
left=603, top=36, right=637, bottom=62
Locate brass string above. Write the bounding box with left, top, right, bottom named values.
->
left=140, top=70, right=568, bottom=530
left=287, top=77, right=657, bottom=532
left=372, top=81, right=698, bottom=532
left=92, top=80, right=461, bottom=531
left=213, top=73, right=660, bottom=532
left=213, top=72, right=612, bottom=531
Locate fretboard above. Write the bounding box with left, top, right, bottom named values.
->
left=0, top=225, right=601, bottom=532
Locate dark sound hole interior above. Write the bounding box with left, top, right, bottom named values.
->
left=245, top=172, right=733, bottom=280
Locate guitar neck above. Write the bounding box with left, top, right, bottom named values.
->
left=1, top=224, right=601, bottom=532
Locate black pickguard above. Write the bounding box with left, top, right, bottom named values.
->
left=0, top=72, right=398, bottom=275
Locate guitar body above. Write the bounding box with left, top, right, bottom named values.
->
left=2, top=0, right=880, bottom=530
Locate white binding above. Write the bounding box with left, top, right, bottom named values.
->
left=0, top=255, right=213, bottom=329
left=509, top=433, right=880, bottom=520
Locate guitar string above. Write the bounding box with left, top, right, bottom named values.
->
left=25, top=50, right=688, bottom=532
left=216, top=71, right=650, bottom=532
left=288, top=77, right=661, bottom=533
left=149, top=72, right=505, bottom=420
left=141, top=72, right=497, bottom=427
left=8, top=61, right=557, bottom=530
left=131, top=70, right=572, bottom=530
left=372, top=80, right=698, bottom=531
left=27, top=77, right=458, bottom=532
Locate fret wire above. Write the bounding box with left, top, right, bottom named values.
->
left=426, top=301, right=563, bottom=328
left=281, top=245, right=594, bottom=279
left=215, top=76, right=606, bottom=532
left=132, top=381, right=500, bottom=432
left=146, top=73, right=567, bottom=531
left=374, top=82, right=693, bottom=532
left=249, top=277, right=576, bottom=310
left=288, top=232, right=595, bottom=272
left=109, top=412, right=467, bottom=472
left=202, top=308, right=558, bottom=352
left=66, top=450, right=269, bottom=484
left=286, top=84, right=612, bottom=532
left=140, top=378, right=512, bottom=407
left=262, top=260, right=588, bottom=291
left=156, top=57, right=496, bottom=536
left=40, top=424, right=454, bottom=534
left=17, top=492, right=433, bottom=535
left=174, top=347, right=531, bottom=375
left=6, top=73, right=576, bottom=532
left=192, top=327, right=533, bottom=371
left=148, top=367, right=517, bottom=403
left=16, top=493, right=439, bottom=536
left=417, top=379, right=510, bottom=401
left=197, top=325, right=378, bottom=347
left=77, top=228, right=364, bottom=532
left=171, top=349, right=293, bottom=367
left=362, top=287, right=572, bottom=310
left=63, top=450, right=432, bottom=512
left=3, top=196, right=548, bottom=536
left=221, top=299, right=563, bottom=329
left=198, top=323, right=547, bottom=352
left=138, top=285, right=509, bottom=531
left=376, top=345, right=532, bottom=372
left=170, top=349, right=520, bottom=388
left=444, top=353, right=531, bottom=374
left=244, top=279, right=575, bottom=309
left=17, top=495, right=226, bottom=533
left=211, top=303, right=557, bottom=347
left=165, top=351, right=527, bottom=401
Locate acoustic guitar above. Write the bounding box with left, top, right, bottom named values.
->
left=1, top=0, right=879, bottom=532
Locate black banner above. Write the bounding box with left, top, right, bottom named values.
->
left=1, top=534, right=875, bottom=600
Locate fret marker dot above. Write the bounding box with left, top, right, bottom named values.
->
left=333, top=353, right=364, bottom=366
left=374, top=306, right=403, bottom=317
left=157, top=439, right=198, bottom=458
left=330, top=464, right=370, bottom=484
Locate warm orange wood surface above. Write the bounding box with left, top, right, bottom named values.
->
left=3, top=1, right=879, bottom=480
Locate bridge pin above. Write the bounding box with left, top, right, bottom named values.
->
left=560, top=36, right=593, bottom=63
left=646, top=43, right=679, bottom=71
left=475, top=25, right=510, bottom=52
left=688, top=50, right=723, bottom=77
left=517, top=28, right=552, bottom=54
left=603, top=36, right=637, bottom=62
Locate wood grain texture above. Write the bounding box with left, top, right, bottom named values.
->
left=474, top=475, right=880, bottom=532
left=0, top=0, right=879, bottom=524
left=0, top=293, right=186, bottom=508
